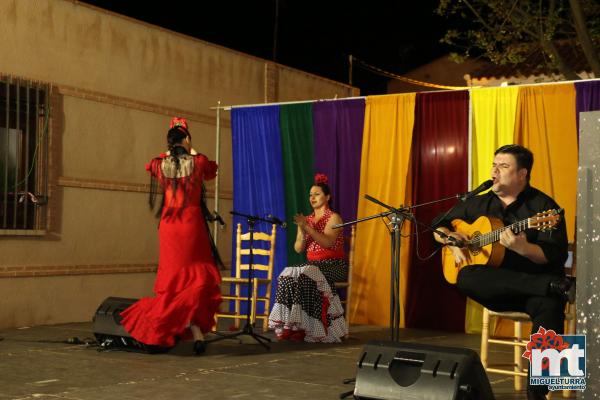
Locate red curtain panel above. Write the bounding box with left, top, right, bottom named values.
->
left=405, top=91, right=469, bottom=331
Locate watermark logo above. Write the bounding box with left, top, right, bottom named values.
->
left=522, top=327, right=586, bottom=391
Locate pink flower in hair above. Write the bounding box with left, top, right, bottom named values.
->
left=314, top=173, right=329, bottom=185
left=170, top=117, right=188, bottom=130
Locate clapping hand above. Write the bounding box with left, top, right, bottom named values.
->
left=294, top=213, right=308, bottom=230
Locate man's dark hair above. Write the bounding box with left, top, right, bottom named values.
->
left=495, top=144, right=534, bottom=181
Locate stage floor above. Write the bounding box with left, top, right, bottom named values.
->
left=0, top=323, right=574, bottom=399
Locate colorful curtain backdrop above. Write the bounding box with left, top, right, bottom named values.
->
left=312, top=99, right=366, bottom=227
left=575, top=80, right=600, bottom=134
left=514, top=84, right=578, bottom=242
left=351, top=94, right=416, bottom=326
left=466, top=86, right=519, bottom=333
left=229, top=79, right=592, bottom=326
left=470, top=86, right=519, bottom=187
left=279, top=103, right=315, bottom=266
left=231, top=105, right=288, bottom=311
left=231, top=100, right=365, bottom=313
left=406, top=91, right=469, bottom=332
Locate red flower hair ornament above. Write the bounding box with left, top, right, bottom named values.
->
left=314, top=173, right=329, bottom=185
left=170, top=117, right=189, bottom=131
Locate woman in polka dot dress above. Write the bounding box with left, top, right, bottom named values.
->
left=268, top=173, right=348, bottom=342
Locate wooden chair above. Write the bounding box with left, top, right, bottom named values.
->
left=480, top=243, right=576, bottom=397
left=215, top=223, right=276, bottom=333
left=336, top=225, right=356, bottom=333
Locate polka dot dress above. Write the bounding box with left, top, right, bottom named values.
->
left=268, top=210, right=348, bottom=342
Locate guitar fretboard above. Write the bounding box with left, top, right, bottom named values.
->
left=471, top=219, right=530, bottom=248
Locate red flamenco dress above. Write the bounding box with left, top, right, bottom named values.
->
left=120, top=152, right=222, bottom=347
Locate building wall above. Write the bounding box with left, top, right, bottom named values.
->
left=387, top=56, right=483, bottom=93
left=0, top=0, right=357, bottom=329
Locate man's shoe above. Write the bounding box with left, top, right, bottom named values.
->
left=549, top=276, right=576, bottom=303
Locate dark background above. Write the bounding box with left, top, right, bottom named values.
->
left=79, top=0, right=453, bottom=95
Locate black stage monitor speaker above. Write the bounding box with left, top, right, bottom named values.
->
left=92, top=297, right=169, bottom=353
left=354, top=340, right=494, bottom=400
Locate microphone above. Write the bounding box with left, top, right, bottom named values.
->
left=266, top=214, right=287, bottom=228
left=460, top=179, right=493, bottom=202
left=213, top=211, right=226, bottom=228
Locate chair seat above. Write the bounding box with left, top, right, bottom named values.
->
left=487, top=310, right=530, bottom=320
left=488, top=308, right=575, bottom=321
left=222, top=277, right=271, bottom=284
left=215, top=311, right=249, bottom=319
left=222, top=294, right=270, bottom=302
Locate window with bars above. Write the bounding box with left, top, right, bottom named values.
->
left=0, top=78, right=50, bottom=234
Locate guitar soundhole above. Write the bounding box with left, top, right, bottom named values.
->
left=469, top=231, right=482, bottom=255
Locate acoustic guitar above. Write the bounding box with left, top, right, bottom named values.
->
left=441, top=209, right=562, bottom=284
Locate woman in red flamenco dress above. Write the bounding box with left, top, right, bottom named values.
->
left=120, top=118, right=222, bottom=354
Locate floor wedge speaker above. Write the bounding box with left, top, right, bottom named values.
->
left=92, top=297, right=170, bottom=353
left=354, top=340, right=494, bottom=400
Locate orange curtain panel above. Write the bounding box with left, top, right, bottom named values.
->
left=349, top=94, right=416, bottom=327
left=514, top=84, right=578, bottom=242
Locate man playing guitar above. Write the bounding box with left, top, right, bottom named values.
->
left=433, top=144, right=574, bottom=400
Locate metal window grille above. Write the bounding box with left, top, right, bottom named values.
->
left=0, top=77, right=50, bottom=234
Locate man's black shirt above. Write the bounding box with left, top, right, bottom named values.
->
left=434, top=185, right=568, bottom=275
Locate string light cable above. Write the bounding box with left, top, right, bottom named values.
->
left=352, top=56, right=473, bottom=90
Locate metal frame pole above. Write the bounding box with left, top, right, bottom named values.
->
left=213, top=101, right=221, bottom=246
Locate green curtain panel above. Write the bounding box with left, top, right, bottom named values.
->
left=279, top=103, right=315, bottom=265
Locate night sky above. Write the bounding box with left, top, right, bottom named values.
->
left=79, top=0, right=453, bottom=95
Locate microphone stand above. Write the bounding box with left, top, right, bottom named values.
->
left=333, top=194, right=467, bottom=342
left=336, top=188, right=486, bottom=398
left=207, top=211, right=282, bottom=350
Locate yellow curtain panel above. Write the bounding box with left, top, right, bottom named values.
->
left=465, top=86, right=519, bottom=333
left=514, top=84, right=578, bottom=242
left=471, top=86, right=519, bottom=187
left=349, top=94, right=416, bottom=327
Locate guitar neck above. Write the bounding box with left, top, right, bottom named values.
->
left=476, top=217, right=530, bottom=247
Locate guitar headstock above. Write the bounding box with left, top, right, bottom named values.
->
left=529, top=209, right=562, bottom=231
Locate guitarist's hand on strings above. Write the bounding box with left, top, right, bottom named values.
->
left=434, top=228, right=468, bottom=265
left=499, top=228, right=548, bottom=264
left=446, top=231, right=469, bottom=265
left=445, top=231, right=468, bottom=247
left=499, top=229, right=528, bottom=255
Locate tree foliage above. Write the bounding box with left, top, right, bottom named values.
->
left=437, top=0, right=600, bottom=79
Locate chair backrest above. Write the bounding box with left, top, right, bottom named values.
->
left=339, top=226, right=356, bottom=291
left=234, top=223, right=277, bottom=281
left=340, top=225, right=357, bottom=332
